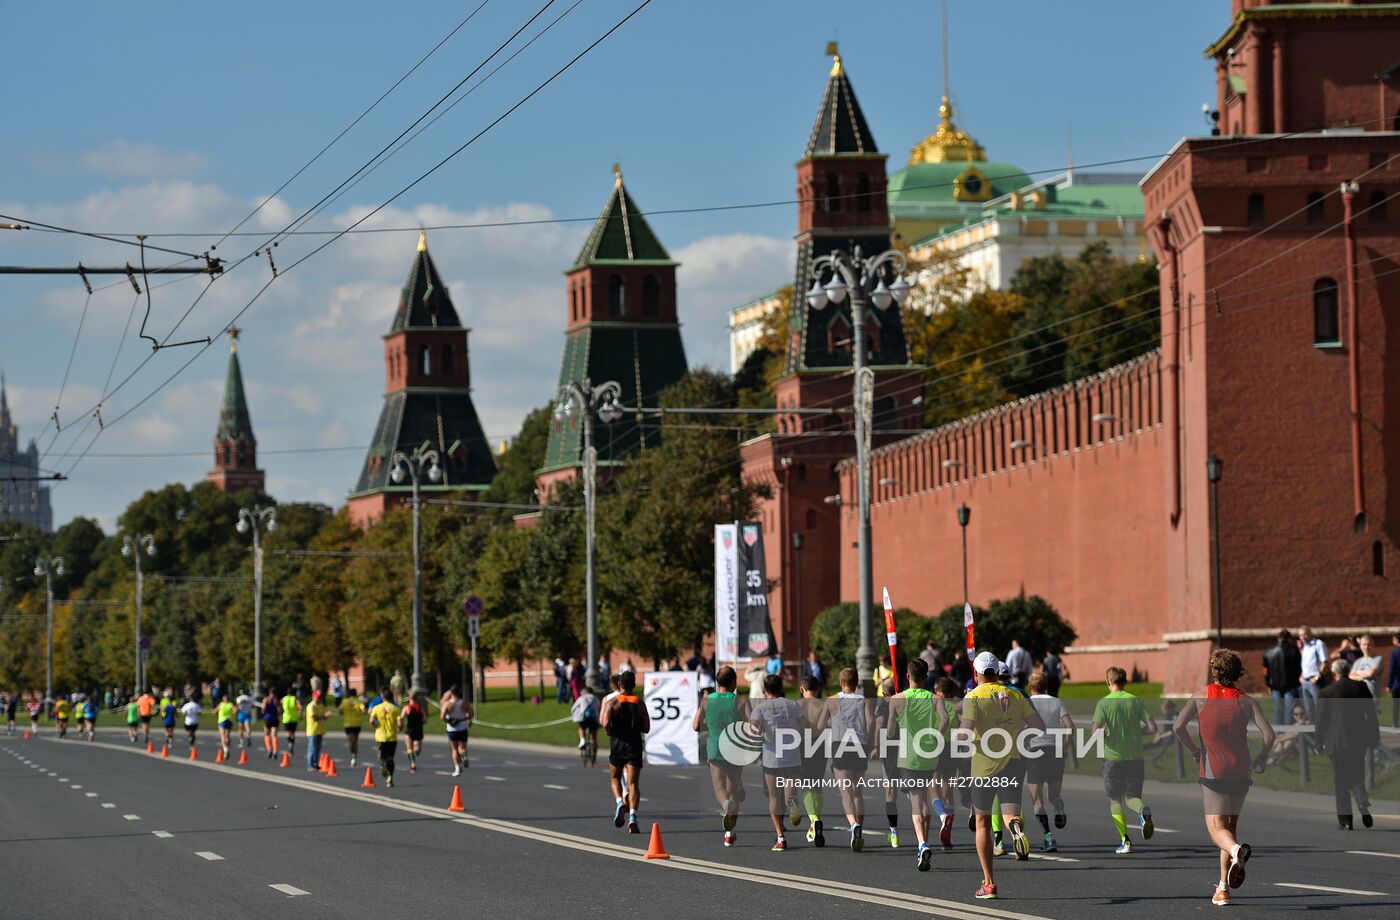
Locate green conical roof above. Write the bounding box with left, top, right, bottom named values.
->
left=391, top=232, right=462, bottom=332
left=216, top=346, right=255, bottom=444
left=570, top=178, right=675, bottom=270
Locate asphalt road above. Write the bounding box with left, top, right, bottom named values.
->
left=1, top=728, right=1397, bottom=919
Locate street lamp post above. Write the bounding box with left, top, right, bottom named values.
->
left=390, top=447, right=442, bottom=696
left=235, top=507, right=276, bottom=693
left=805, top=246, right=912, bottom=689
left=1206, top=454, right=1224, bottom=649
left=957, top=504, right=971, bottom=608
left=34, top=556, right=64, bottom=713
left=121, top=534, right=156, bottom=693
left=791, top=531, right=804, bottom=661
left=555, top=378, right=624, bottom=692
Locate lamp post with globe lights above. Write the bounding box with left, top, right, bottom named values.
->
left=804, top=246, right=911, bottom=689
left=555, top=378, right=624, bottom=691
left=235, top=507, right=276, bottom=694
left=391, top=445, right=442, bottom=696
left=34, top=555, right=64, bottom=713
left=121, top=534, right=156, bottom=693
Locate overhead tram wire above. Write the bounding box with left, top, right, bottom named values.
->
left=57, top=0, right=660, bottom=482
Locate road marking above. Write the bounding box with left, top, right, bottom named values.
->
left=1127, top=824, right=1177, bottom=834
left=85, top=792, right=97, bottom=797
left=153, top=831, right=174, bottom=839
left=1028, top=854, right=1079, bottom=863
left=669, top=773, right=690, bottom=780
left=101, top=803, right=115, bottom=808
left=70, top=784, right=82, bottom=789
left=1274, top=883, right=1386, bottom=897
left=123, top=814, right=140, bottom=821
left=543, top=784, right=568, bottom=790
left=485, top=775, right=506, bottom=782
left=196, top=851, right=223, bottom=861
left=58, top=778, right=68, bottom=783
left=1348, top=850, right=1400, bottom=860
left=269, top=884, right=308, bottom=896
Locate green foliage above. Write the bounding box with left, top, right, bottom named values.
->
left=930, top=594, right=1076, bottom=661
left=484, top=405, right=553, bottom=506
left=807, top=602, right=930, bottom=674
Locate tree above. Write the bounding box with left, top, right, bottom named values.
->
left=807, top=602, right=929, bottom=677
left=928, top=594, right=1076, bottom=662
left=484, top=405, right=554, bottom=507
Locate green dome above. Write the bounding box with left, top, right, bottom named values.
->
left=887, top=161, right=1034, bottom=206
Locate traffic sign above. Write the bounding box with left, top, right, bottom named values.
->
left=467, top=617, right=480, bottom=640
left=139, top=636, right=151, bottom=651
left=464, top=595, right=484, bottom=617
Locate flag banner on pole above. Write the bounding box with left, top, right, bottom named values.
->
left=643, top=672, right=698, bottom=765
left=714, top=524, right=739, bottom=661
left=964, top=600, right=975, bottom=652
left=736, top=522, right=776, bottom=660
left=882, top=586, right=899, bottom=693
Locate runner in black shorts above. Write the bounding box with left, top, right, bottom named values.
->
left=401, top=693, right=425, bottom=774
left=601, top=671, right=649, bottom=835
left=797, top=676, right=828, bottom=847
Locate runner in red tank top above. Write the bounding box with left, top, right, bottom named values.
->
left=1173, top=649, right=1276, bottom=907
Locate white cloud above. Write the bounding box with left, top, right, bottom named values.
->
left=675, top=233, right=790, bottom=369
left=75, top=141, right=210, bottom=179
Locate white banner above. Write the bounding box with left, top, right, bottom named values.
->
left=714, top=524, right=739, bottom=662
left=642, top=671, right=699, bottom=765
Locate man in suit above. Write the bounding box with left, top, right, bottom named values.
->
left=1263, top=629, right=1302, bottom=726
left=1314, top=659, right=1380, bottom=829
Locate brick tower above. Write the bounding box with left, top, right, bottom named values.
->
left=536, top=169, right=688, bottom=495
left=348, top=232, right=497, bottom=526
left=206, top=327, right=265, bottom=494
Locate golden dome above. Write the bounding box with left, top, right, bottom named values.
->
left=909, top=95, right=986, bottom=165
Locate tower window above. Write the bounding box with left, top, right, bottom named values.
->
left=824, top=173, right=841, bottom=212
left=1313, top=277, right=1340, bottom=346
left=857, top=173, right=872, bottom=212
left=441, top=344, right=454, bottom=376
left=642, top=275, right=660, bottom=317
left=1246, top=193, right=1264, bottom=227
left=1367, top=190, right=1387, bottom=225
left=1306, top=191, right=1325, bottom=226
left=609, top=275, right=625, bottom=318
left=1373, top=540, right=1385, bottom=577
left=570, top=284, right=577, bottom=321
left=420, top=344, right=431, bottom=375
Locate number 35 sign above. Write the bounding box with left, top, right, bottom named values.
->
left=643, top=671, right=699, bottom=765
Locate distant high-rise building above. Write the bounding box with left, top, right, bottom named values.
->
left=206, top=327, right=266, bottom=495
left=0, top=375, right=53, bottom=532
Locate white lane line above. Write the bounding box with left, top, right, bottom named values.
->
left=485, top=775, right=506, bottom=782
left=269, top=884, right=308, bottom=896
left=70, top=784, right=82, bottom=789
left=669, top=774, right=690, bottom=780
left=1348, top=850, right=1400, bottom=860
left=84, top=792, right=97, bottom=798
left=1127, top=824, right=1177, bottom=834
left=542, top=783, right=568, bottom=790
left=58, top=778, right=68, bottom=783
left=196, top=851, right=224, bottom=861
left=1028, top=854, right=1079, bottom=863
left=153, top=831, right=174, bottom=839
left=1274, top=882, right=1386, bottom=897
left=123, top=814, right=140, bottom=821
left=100, top=803, right=115, bottom=808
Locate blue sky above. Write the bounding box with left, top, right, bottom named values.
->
left=0, top=0, right=1227, bottom=529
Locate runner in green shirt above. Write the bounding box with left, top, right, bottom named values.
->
left=1091, top=667, right=1158, bottom=853
left=126, top=698, right=141, bottom=744
left=280, top=691, right=301, bottom=758
left=891, top=658, right=939, bottom=872
left=216, top=699, right=236, bottom=761
left=692, top=666, right=746, bottom=847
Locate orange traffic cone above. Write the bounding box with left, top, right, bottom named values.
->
left=361, top=767, right=376, bottom=788
left=146, top=741, right=153, bottom=753
left=447, top=785, right=466, bottom=812
left=215, top=748, right=224, bottom=764
left=189, top=747, right=199, bottom=761
left=238, top=749, right=249, bottom=766
left=23, top=730, right=30, bottom=740
left=161, top=744, right=169, bottom=758
left=279, top=751, right=292, bottom=768
left=319, top=752, right=329, bottom=772
left=643, top=823, right=670, bottom=860
left=326, top=759, right=339, bottom=778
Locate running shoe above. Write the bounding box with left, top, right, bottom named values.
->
left=993, top=834, right=1006, bottom=858
left=1053, top=798, right=1067, bottom=829
left=1041, top=832, right=1057, bottom=853
left=385, top=774, right=394, bottom=788
left=577, top=739, right=587, bottom=749
left=788, top=799, right=802, bottom=828
left=1212, top=885, right=1230, bottom=907
left=452, top=765, right=461, bottom=777
left=350, top=757, right=357, bottom=767
left=1115, top=839, right=1132, bottom=855
left=974, top=880, right=998, bottom=900
left=613, top=799, right=627, bottom=828
left=724, top=830, right=736, bottom=847
left=916, top=842, right=932, bottom=872
left=887, top=828, right=900, bottom=848
left=1140, top=806, right=1154, bottom=840
left=939, top=814, right=953, bottom=850
left=722, top=808, right=737, bottom=833
left=627, top=820, right=640, bottom=835
left=813, top=819, right=825, bottom=848
left=1009, top=818, right=1030, bottom=861
left=967, top=812, right=976, bottom=832
left=1361, top=812, right=1374, bottom=829
left=771, top=837, right=787, bottom=851
left=851, top=824, right=863, bottom=853
left=1227, top=843, right=1251, bottom=889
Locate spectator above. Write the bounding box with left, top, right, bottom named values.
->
left=1314, top=659, right=1379, bottom=829
left=1042, top=651, right=1067, bottom=697
left=1262, top=629, right=1302, bottom=725
left=918, top=642, right=943, bottom=684
left=1388, top=632, right=1400, bottom=729
left=874, top=651, right=894, bottom=697
left=1006, top=640, right=1033, bottom=688
left=1298, top=626, right=1327, bottom=719
left=744, top=664, right=767, bottom=700
left=293, top=673, right=309, bottom=706
left=554, top=657, right=569, bottom=704
left=619, top=659, right=634, bottom=674
left=1351, top=635, right=1383, bottom=706
left=949, top=649, right=973, bottom=692
left=805, top=651, right=825, bottom=688
left=1337, top=636, right=1361, bottom=666
left=209, top=678, right=223, bottom=707
left=596, top=655, right=611, bottom=685
left=765, top=650, right=784, bottom=677
left=1265, top=703, right=1313, bottom=766
left=568, top=657, right=585, bottom=701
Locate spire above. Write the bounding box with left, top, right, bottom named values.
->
left=217, top=343, right=254, bottom=444
left=417, top=229, right=428, bottom=253
left=908, top=0, right=986, bottom=165
left=392, top=233, right=462, bottom=331
left=805, top=43, right=878, bottom=157
left=0, top=371, right=9, bottom=427
left=571, top=171, right=674, bottom=269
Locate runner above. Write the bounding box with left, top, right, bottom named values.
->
left=280, top=686, right=301, bottom=758
left=602, top=673, right=628, bottom=799
left=28, top=696, right=41, bottom=734
left=818, top=667, right=871, bottom=852
left=570, top=684, right=600, bottom=755
left=693, top=665, right=746, bottom=846
left=1172, top=648, right=1275, bottom=907
left=441, top=685, right=473, bottom=776
left=181, top=694, right=201, bottom=751
left=215, top=695, right=236, bottom=760
left=6, top=690, right=18, bottom=735
left=341, top=690, right=365, bottom=768
left=305, top=690, right=330, bottom=771
left=890, top=658, right=939, bottom=870
left=126, top=695, right=140, bottom=743
left=931, top=676, right=962, bottom=850
left=961, top=651, right=1045, bottom=900
left=401, top=692, right=425, bottom=773
left=749, top=672, right=806, bottom=851
left=368, top=688, right=400, bottom=788
left=159, top=689, right=177, bottom=748
left=600, top=670, right=649, bottom=834
left=797, top=676, right=827, bottom=848
left=234, top=688, right=254, bottom=748
left=137, top=688, right=156, bottom=744
left=1092, top=667, right=1157, bottom=854
left=83, top=694, right=98, bottom=742
left=1025, top=672, right=1074, bottom=852
left=871, top=678, right=902, bottom=847
left=53, top=695, right=69, bottom=737
left=261, top=687, right=280, bottom=757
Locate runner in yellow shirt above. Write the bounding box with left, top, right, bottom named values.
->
left=340, top=692, right=366, bottom=768
left=53, top=697, right=70, bottom=737
left=368, top=689, right=401, bottom=788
